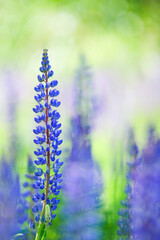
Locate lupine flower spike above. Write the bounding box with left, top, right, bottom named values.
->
left=117, top=132, right=141, bottom=240
left=0, top=158, right=28, bottom=240
left=32, top=49, right=63, bottom=240
left=131, top=129, right=160, bottom=239
left=61, top=58, right=103, bottom=240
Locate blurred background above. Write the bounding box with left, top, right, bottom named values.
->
left=0, top=0, right=160, bottom=239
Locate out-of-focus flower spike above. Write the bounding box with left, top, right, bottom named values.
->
left=117, top=130, right=141, bottom=239
left=0, top=158, right=28, bottom=240
left=61, top=56, right=103, bottom=240
left=130, top=128, right=160, bottom=239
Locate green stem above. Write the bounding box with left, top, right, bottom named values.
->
left=35, top=221, right=46, bottom=240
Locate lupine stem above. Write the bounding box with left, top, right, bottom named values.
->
left=35, top=221, right=45, bottom=240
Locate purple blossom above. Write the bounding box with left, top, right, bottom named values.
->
left=131, top=135, right=160, bottom=239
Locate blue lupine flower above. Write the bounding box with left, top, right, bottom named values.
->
left=117, top=131, right=141, bottom=240
left=130, top=131, right=160, bottom=239
left=0, top=159, right=28, bottom=240
left=32, top=49, right=63, bottom=228
left=61, top=57, right=103, bottom=240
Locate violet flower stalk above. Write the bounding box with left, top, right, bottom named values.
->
left=131, top=132, right=160, bottom=239
left=32, top=49, right=63, bottom=240
left=117, top=135, right=141, bottom=240
left=0, top=159, right=28, bottom=240
left=61, top=58, right=103, bottom=240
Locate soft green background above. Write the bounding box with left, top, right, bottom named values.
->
left=0, top=0, right=160, bottom=239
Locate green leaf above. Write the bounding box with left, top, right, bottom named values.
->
left=12, top=233, right=24, bottom=239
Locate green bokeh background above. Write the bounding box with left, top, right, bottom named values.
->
left=0, top=0, right=160, bottom=239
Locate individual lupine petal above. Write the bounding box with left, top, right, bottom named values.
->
left=34, top=146, right=46, bottom=156
left=41, top=193, right=45, bottom=200
left=49, top=178, right=53, bottom=185
left=49, top=89, right=59, bottom=97
left=52, top=110, right=60, bottom=120
left=45, top=82, right=50, bottom=90
left=48, top=70, right=54, bottom=78
left=32, top=183, right=39, bottom=189
left=52, top=140, right=57, bottom=149
left=50, top=134, right=54, bottom=141
left=39, top=66, right=45, bottom=72
left=57, top=139, right=63, bottom=145
left=38, top=156, right=46, bottom=164
left=51, top=214, right=56, bottom=220
left=50, top=99, right=61, bottom=107
left=56, top=123, right=62, bottom=129
left=51, top=154, right=55, bottom=162
left=51, top=120, right=58, bottom=128
left=32, top=195, right=39, bottom=202
left=40, top=184, right=45, bottom=189
left=41, top=61, right=45, bottom=66
left=23, top=182, right=29, bottom=187
left=34, top=115, right=42, bottom=123
left=46, top=198, right=50, bottom=204
left=54, top=190, right=60, bottom=196
left=51, top=205, right=57, bottom=211
left=29, top=220, right=35, bottom=229
left=33, top=126, right=45, bottom=135
left=48, top=110, right=52, bottom=117
left=33, top=107, right=40, bottom=113
left=32, top=205, right=39, bottom=213
left=35, top=168, right=43, bottom=177
left=34, top=83, right=44, bottom=92
left=55, top=159, right=63, bottom=166
left=47, top=65, right=51, bottom=71
left=41, top=91, right=46, bottom=98
left=50, top=80, right=58, bottom=87
left=34, top=94, right=42, bottom=102
left=53, top=129, right=62, bottom=137
left=41, top=113, right=46, bottom=121
left=37, top=75, right=43, bottom=82
left=33, top=135, right=46, bottom=144
left=33, top=103, right=44, bottom=113
left=35, top=214, right=40, bottom=222
left=56, top=150, right=62, bottom=156
left=42, top=56, right=48, bottom=61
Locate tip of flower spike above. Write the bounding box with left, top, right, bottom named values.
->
left=42, top=49, right=48, bottom=57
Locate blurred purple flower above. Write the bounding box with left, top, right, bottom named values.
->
left=61, top=57, right=103, bottom=240
left=131, top=132, right=160, bottom=240
left=117, top=131, right=141, bottom=239
left=0, top=159, right=28, bottom=239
